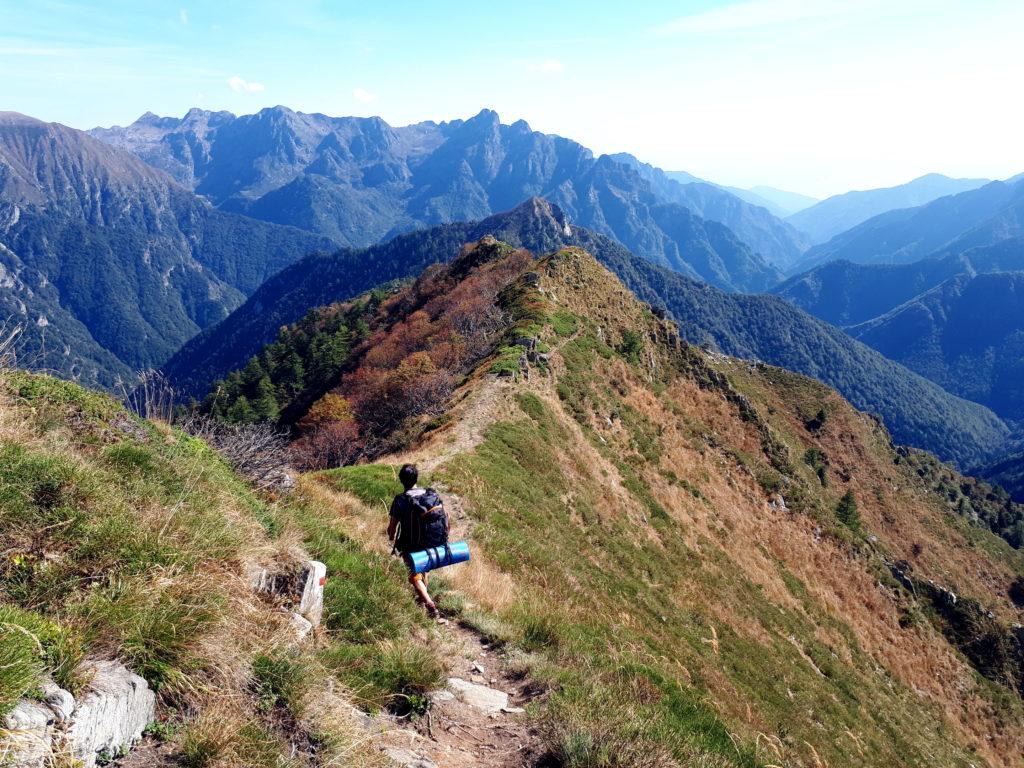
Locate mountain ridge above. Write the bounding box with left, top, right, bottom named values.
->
left=792, top=177, right=1024, bottom=273
left=787, top=172, right=992, bottom=245
left=774, top=237, right=1024, bottom=326
left=0, top=111, right=333, bottom=383
left=167, top=198, right=1010, bottom=468
left=90, top=106, right=793, bottom=291
left=195, top=235, right=1024, bottom=766
left=847, top=271, right=1024, bottom=423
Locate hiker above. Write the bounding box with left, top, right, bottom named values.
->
left=387, top=463, right=449, bottom=618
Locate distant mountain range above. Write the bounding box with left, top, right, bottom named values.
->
left=0, top=112, right=332, bottom=386
left=787, top=173, right=992, bottom=245
left=792, top=177, right=1024, bottom=273
left=846, top=271, right=1024, bottom=424
left=774, top=237, right=1024, bottom=327
left=6, top=104, right=1019, bottom=472
left=777, top=233, right=1024, bottom=422
left=165, top=198, right=1008, bottom=468
left=609, top=154, right=809, bottom=267
left=746, top=185, right=819, bottom=217
left=663, top=172, right=819, bottom=218
left=90, top=107, right=797, bottom=291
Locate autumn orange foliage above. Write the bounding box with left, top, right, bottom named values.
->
left=290, top=240, right=532, bottom=468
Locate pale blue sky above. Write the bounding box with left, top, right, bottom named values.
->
left=2, top=0, right=1022, bottom=197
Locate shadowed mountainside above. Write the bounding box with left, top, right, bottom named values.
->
left=0, top=111, right=332, bottom=385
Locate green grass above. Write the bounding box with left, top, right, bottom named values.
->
left=285, top=494, right=446, bottom=715
left=318, top=463, right=402, bottom=510
left=0, top=371, right=449, bottom=765
left=490, top=345, right=525, bottom=375
left=320, top=640, right=443, bottom=715
left=550, top=310, right=580, bottom=338
left=252, top=650, right=309, bottom=715
left=432, top=339, right=991, bottom=768
left=0, top=372, right=282, bottom=703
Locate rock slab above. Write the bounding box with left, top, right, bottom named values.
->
left=299, top=560, right=327, bottom=626
left=446, top=677, right=509, bottom=714
left=2, top=661, right=155, bottom=768
left=2, top=700, right=55, bottom=766
left=66, top=661, right=156, bottom=768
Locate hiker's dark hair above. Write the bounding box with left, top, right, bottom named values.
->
left=399, top=463, right=418, bottom=490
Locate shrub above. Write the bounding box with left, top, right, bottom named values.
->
left=1009, top=576, right=1024, bottom=607
left=836, top=490, right=860, bottom=531
left=803, top=448, right=828, bottom=486
left=290, top=420, right=361, bottom=471
left=617, top=330, right=645, bottom=365
left=550, top=310, right=580, bottom=337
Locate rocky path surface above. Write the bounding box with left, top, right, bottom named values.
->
left=371, top=620, right=544, bottom=768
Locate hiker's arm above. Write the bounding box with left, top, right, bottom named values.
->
left=387, top=497, right=399, bottom=540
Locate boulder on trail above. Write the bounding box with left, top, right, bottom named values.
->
left=384, top=746, right=438, bottom=768
left=445, top=677, right=509, bottom=714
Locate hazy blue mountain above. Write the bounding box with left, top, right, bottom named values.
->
left=91, top=107, right=784, bottom=292
left=663, top=173, right=817, bottom=218
left=746, top=185, right=818, bottom=216
left=163, top=198, right=1007, bottom=468
left=788, top=173, right=992, bottom=245
left=774, top=238, right=1024, bottom=326
left=847, top=272, right=1024, bottom=424
left=663, top=170, right=703, bottom=185
left=0, top=111, right=332, bottom=386
left=791, top=178, right=1024, bottom=273
left=610, top=153, right=808, bottom=268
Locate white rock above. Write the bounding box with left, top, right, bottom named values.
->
left=384, top=746, right=437, bottom=768
left=289, top=612, right=314, bottom=642
left=428, top=689, right=455, bottom=704
left=2, top=700, right=55, bottom=766
left=40, top=681, right=75, bottom=724
left=299, top=560, right=327, bottom=627
left=446, top=677, right=509, bottom=714
left=65, top=661, right=156, bottom=768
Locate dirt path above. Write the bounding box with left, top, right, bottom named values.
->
left=371, top=619, right=545, bottom=768
left=405, top=380, right=508, bottom=475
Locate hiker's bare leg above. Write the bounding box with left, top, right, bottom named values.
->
left=410, top=573, right=437, bottom=613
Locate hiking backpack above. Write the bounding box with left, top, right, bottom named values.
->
left=399, top=487, right=449, bottom=552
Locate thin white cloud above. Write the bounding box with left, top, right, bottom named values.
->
left=654, top=0, right=866, bottom=35
left=228, top=75, right=265, bottom=93
left=179, top=9, right=189, bottom=25
left=0, top=46, right=74, bottom=57
left=352, top=87, right=376, bottom=103
left=528, top=59, right=564, bottom=73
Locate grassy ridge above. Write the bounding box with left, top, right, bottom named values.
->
left=0, top=371, right=444, bottom=767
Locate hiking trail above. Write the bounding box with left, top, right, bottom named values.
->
left=368, top=618, right=544, bottom=768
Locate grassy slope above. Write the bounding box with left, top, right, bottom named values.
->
left=0, top=370, right=445, bottom=767
left=320, top=248, right=1024, bottom=768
